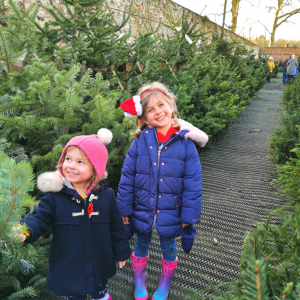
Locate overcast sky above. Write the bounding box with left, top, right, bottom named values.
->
left=172, top=0, right=300, bottom=42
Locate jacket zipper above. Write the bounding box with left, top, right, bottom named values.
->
left=156, top=133, right=176, bottom=170
left=157, top=137, right=176, bottom=166
left=153, top=133, right=176, bottom=228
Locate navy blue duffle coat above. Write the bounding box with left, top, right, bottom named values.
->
left=116, top=127, right=202, bottom=239
left=21, top=181, right=131, bottom=296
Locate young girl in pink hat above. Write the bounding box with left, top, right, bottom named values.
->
left=15, top=129, right=131, bottom=300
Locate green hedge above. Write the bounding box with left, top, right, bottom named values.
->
left=0, top=1, right=268, bottom=298
left=0, top=0, right=268, bottom=192
left=269, top=75, right=300, bottom=164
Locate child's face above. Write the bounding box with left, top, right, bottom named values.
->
left=142, top=95, right=173, bottom=133
left=62, top=147, right=94, bottom=188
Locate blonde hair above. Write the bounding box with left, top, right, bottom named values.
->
left=131, top=82, right=180, bottom=138
left=56, top=146, right=107, bottom=191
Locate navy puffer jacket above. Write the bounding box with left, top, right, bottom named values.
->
left=116, top=127, right=202, bottom=239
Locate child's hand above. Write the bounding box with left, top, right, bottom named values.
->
left=118, top=261, right=127, bottom=268
left=12, top=226, right=27, bottom=243
left=182, top=223, right=190, bottom=228
left=122, top=216, right=129, bottom=225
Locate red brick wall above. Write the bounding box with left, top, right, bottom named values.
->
left=261, top=47, right=300, bottom=61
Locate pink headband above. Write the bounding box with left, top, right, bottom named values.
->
left=140, top=89, right=169, bottom=99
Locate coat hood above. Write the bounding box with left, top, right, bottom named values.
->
left=37, top=170, right=108, bottom=193
left=37, top=171, right=64, bottom=193
left=176, top=119, right=209, bottom=147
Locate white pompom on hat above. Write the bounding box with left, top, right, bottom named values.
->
left=97, top=128, right=113, bottom=145
left=57, top=128, right=113, bottom=194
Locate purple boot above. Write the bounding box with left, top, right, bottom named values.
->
left=152, top=257, right=178, bottom=300
left=132, top=252, right=149, bottom=300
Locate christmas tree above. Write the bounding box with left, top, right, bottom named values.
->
left=0, top=151, right=49, bottom=299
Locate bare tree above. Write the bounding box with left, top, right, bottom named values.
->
left=231, top=0, right=241, bottom=33
left=266, top=0, right=300, bottom=46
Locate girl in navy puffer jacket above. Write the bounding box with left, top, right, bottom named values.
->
left=117, top=82, right=207, bottom=300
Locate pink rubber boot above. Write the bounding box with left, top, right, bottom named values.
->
left=132, top=252, right=149, bottom=300
left=152, top=257, right=178, bottom=300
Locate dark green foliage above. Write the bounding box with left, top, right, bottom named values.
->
left=269, top=75, right=300, bottom=164
left=272, top=63, right=278, bottom=78
left=0, top=1, right=269, bottom=298
left=0, top=151, right=49, bottom=299
left=187, top=155, right=300, bottom=299
left=1, top=0, right=268, bottom=183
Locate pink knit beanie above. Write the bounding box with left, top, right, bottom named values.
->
left=57, top=128, right=113, bottom=193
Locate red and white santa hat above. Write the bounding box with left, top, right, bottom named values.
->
left=120, top=89, right=170, bottom=118
left=120, top=95, right=142, bottom=118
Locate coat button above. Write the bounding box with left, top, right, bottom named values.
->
left=135, top=201, right=137, bottom=204
left=150, top=146, right=153, bottom=149
left=154, top=196, right=156, bottom=199
left=165, top=146, right=168, bottom=149
left=160, top=179, right=163, bottom=182
left=154, top=163, right=156, bottom=165
left=157, top=210, right=160, bottom=213
left=162, top=162, right=164, bottom=165
left=159, top=195, right=161, bottom=198
left=146, top=131, right=148, bottom=133
left=176, top=205, right=179, bottom=208
left=152, top=212, right=154, bottom=215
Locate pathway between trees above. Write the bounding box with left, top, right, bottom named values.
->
left=107, top=76, right=285, bottom=300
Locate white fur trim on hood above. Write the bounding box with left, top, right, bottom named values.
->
left=37, top=171, right=64, bottom=193
left=37, top=170, right=109, bottom=193
left=177, top=119, right=209, bottom=147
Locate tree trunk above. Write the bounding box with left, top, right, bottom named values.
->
left=231, top=0, right=240, bottom=33
left=270, top=3, right=281, bottom=47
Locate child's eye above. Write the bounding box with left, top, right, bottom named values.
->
left=148, top=109, right=153, bottom=112
left=159, top=103, right=164, bottom=106
left=78, top=161, right=84, bottom=165
left=66, top=157, right=71, bottom=162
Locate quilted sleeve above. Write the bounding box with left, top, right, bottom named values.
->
left=109, top=190, right=131, bottom=261
left=181, top=140, right=202, bottom=224
left=116, top=138, right=138, bottom=217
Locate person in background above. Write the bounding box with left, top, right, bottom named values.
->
left=286, top=54, right=298, bottom=85
left=267, top=57, right=275, bottom=83
left=282, top=55, right=291, bottom=85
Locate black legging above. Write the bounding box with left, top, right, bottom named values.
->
left=287, top=75, right=294, bottom=85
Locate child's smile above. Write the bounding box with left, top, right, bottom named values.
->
left=62, top=147, right=94, bottom=190
left=142, top=95, right=173, bottom=135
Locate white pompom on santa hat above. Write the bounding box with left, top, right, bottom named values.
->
left=120, top=96, right=142, bottom=118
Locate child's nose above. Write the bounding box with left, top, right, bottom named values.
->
left=69, top=161, right=76, bottom=169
